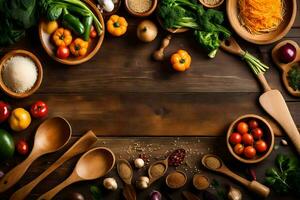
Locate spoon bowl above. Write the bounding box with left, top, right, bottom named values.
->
left=38, top=147, right=115, bottom=200
left=0, top=117, right=71, bottom=193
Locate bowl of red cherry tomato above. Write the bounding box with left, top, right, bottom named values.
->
left=226, top=114, right=274, bottom=164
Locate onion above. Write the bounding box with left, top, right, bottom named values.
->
left=279, top=43, right=297, bottom=63
left=137, top=20, right=157, bottom=43
left=150, top=190, right=161, bottom=200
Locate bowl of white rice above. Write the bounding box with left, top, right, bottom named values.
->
left=0, top=50, right=43, bottom=98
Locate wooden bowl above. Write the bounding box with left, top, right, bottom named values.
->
left=272, top=40, right=300, bottom=97
left=125, top=0, right=157, bottom=17
left=226, top=0, right=297, bottom=44
left=39, top=0, right=105, bottom=65
left=199, top=0, right=224, bottom=8
left=226, top=114, right=274, bottom=164
left=0, top=50, right=43, bottom=98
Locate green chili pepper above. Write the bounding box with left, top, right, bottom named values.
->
left=82, top=15, right=93, bottom=41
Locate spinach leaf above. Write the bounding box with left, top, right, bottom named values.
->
left=47, top=4, right=63, bottom=21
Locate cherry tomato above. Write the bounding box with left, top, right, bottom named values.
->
left=30, top=101, right=48, bottom=118
left=90, top=30, right=97, bottom=38
left=16, top=139, right=29, bottom=155
left=244, top=146, right=256, bottom=159
left=234, top=144, right=244, bottom=155
left=237, top=122, right=248, bottom=134
left=248, top=119, right=259, bottom=129
left=56, top=46, right=70, bottom=59
left=255, top=140, right=268, bottom=153
left=242, top=133, right=254, bottom=146
left=229, top=133, right=242, bottom=145
left=252, top=128, right=263, bottom=140
left=0, top=101, right=10, bottom=123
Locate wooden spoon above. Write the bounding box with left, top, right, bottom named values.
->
left=182, top=191, right=201, bottom=200
left=10, top=130, right=97, bottom=200
left=201, top=154, right=270, bottom=198
left=148, top=158, right=168, bottom=185
left=38, top=147, right=115, bottom=200
left=117, top=159, right=136, bottom=200
left=221, top=37, right=300, bottom=155
left=0, top=117, right=71, bottom=193
left=271, top=40, right=300, bottom=97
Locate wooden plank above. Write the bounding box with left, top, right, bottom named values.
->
left=2, top=93, right=299, bottom=137
left=0, top=137, right=297, bottom=200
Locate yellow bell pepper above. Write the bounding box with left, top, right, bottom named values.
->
left=107, top=15, right=128, bottom=36
left=52, top=28, right=72, bottom=47
left=9, top=108, right=31, bottom=132
left=69, top=38, right=89, bottom=57
left=170, top=50, right=191, bottom=72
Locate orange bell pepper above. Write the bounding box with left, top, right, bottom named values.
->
left=69, top=38, right=89, bottom=57
left=52, top=28, right=72, bottom=47
left=170, top=50, right=191, bottom=72
left=107, top=15, right=128, bottom=36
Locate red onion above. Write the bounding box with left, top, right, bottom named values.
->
left=279, top=43, right=297, bottom=63
left=150, top=190, right=161, bottom=200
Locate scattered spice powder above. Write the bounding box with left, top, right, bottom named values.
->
left=205, top=156, right=221, bottom=169
left=127, top=0, right=152, bottom=13
left=150, top=163, right=165, bottom=177
left=166, top=171, right=186, bottom=189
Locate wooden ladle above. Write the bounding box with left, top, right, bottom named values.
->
left=0, top=117, right=71, bottom=193
left=201, top=154, right=270, bottom=198
left=38, top=147, right=115, bottom=200
left=221, top=37, right=300, bottom=155
left=10, top=130, right=98, bottom=200
left=271, top=40, right=300, bottom=97
left=117, top=159, right=136, bottom=200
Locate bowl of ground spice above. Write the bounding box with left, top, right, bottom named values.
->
left=125, top=0, right=157, bottom=17
left=0, top=50, right=43, bottom=98
left=166, top=170, right=187, bottom=189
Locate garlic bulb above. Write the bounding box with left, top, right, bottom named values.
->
left=136, top=176, right=150, bottom=189
left=228, top=186, right=242, bottom=200
left=134, top=158, right=145, bottom=168
left=98, top=0, right=114, bottom=12
left=103, top=177, right=118, bottom=191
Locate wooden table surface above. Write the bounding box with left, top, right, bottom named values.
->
left=0, top=2, right=300, bottom=200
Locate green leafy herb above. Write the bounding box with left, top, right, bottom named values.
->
left=90, top=184, right=103, bottom=200
left=265, top=154, right=300, bottom=196
left=157, top=0, right=231, bottom=58
left=211, top=179, right=227, bottom=200
left=287, top=64, right=300, bottom=91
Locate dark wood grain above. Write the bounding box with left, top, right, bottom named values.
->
left=0, top=2, right=300, bottom=200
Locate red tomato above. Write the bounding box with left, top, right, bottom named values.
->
left=56, top=46, right=70, bottom=59
left=229, top=133, right=242, bottom=145
left=242, top=133, right=254, bottom=146
left=90, top=30, right=97, bottom=38
left=237, top=122, right=248, bottom=134
left=30, top=101, right=48, bottom=118
left=248, top=119, right=259, bottom=129
left=255, top=140, right=268, bottom=153
left=16, top=139, right=29, bottom=155
left=252, top=128, right=263, bottom=140
left=0, top=101, right=10, bottom=123
left=234, top=144, right=244, bottom=155
left=244, top=146, right=256, bottom=159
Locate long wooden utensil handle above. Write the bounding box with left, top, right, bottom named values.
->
left=257, top=73, right=272, bottom=92
left=153, top=34, right=172, bottom=61
left=37, top=175, right=78, bottom=200
left=0, top=151, right=40, bottom=192
left=123, top=184, right=136, bottom=200
left=10, top=131, right=97, bottom=200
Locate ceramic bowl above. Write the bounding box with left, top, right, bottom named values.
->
left=0, top=49, right=43, bottom=98
left=226, top=0, right=297, bottom=44
left=226, top=114, right=274, bottom=164
left=39, top=0, right=105, bottom=65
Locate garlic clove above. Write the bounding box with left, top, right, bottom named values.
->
left=228, top=186, right=242, bottom=200
left=134, top=158, right=145, bottom=168
left=103, top=177, right=118, bottom=191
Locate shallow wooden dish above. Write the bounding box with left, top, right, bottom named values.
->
left=227, top=0, right=297, bottom=44
left=165, top=170, right=187, bottom=189
left=199, top=0, right=224, bottom=8
left=0, top=50, right=43, bottom=98
left=227, top=114, right=274, bottom=164
left=272, top=40, right=300, bottom=97
left=39, top=0, right=105, bottom=65
left=125, top=0, right=157, bottom=17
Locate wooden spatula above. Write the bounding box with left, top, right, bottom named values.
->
left=221, top=37, right=300, bottom=155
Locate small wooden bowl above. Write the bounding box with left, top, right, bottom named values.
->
left=39, top=0, right=105, bottom=65
left=199, top=0, right=224, bottom=8
left=193, top=174, right=210, bottom=190
left=227, top=0, right=297, bottom=44
left=227, top=114, right=274, bottom=164
left=92, top=0, right=121, bottom=17
left=272, top=40, right=300, bottom=97
left=125, top=0, right=157, bottom=17
left=166, top=170, right=187, bottom=189
left=0, top=50, right=43, bottom=98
